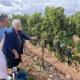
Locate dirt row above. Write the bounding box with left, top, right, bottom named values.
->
left=24, top=42, right=80, bottom=80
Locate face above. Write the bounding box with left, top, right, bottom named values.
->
left=15, top=23, right=21, bottom=31
left=0, top=17, right=9, bottom=27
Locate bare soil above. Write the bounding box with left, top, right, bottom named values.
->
left=14, top=41, right=80, bottom=80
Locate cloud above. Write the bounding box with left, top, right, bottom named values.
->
left=0, top=0, right=79, bottom=15
left=0, top=0, right=32, bottom=14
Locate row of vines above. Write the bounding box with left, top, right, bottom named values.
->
left=12, top=7, right=80, bottom=64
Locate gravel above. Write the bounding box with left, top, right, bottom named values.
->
left=43, top=62, right=72, bottom=80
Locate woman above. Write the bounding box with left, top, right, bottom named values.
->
left=11, top=19, right=37, bottom=54
left=3, top=19, right=36, bottom=69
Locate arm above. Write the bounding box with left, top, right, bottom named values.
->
left=18, top=30, right=38, bottom=41
left=18, top=31, right=31, bottom=40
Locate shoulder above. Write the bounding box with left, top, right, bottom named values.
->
left=5, top=27, right=13, bottom=33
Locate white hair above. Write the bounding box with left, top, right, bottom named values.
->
left=12, top=19, right=21, bottom=29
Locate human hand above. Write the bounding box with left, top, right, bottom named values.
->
left=12, top=50, right=19, bottom=59
left=31, top=36, right=38, bottom=40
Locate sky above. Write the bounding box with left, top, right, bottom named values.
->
left=0, top=0, right=79, bottom=15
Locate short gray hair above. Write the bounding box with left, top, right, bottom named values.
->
left=12, top=19, right=21, bottom=29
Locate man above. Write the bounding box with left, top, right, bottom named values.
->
left=0, top=14, right=9, bottom=80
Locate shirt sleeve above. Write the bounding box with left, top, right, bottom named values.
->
left=18, top=31, right=31, bottom=40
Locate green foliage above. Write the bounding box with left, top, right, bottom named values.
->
left=72, top=51, right=80, bottom=63
left=27, top=13, right=42, bottom=36
left=12, top=6, right=80, bottom=64
left=76, top=41, right=80, bottom=52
